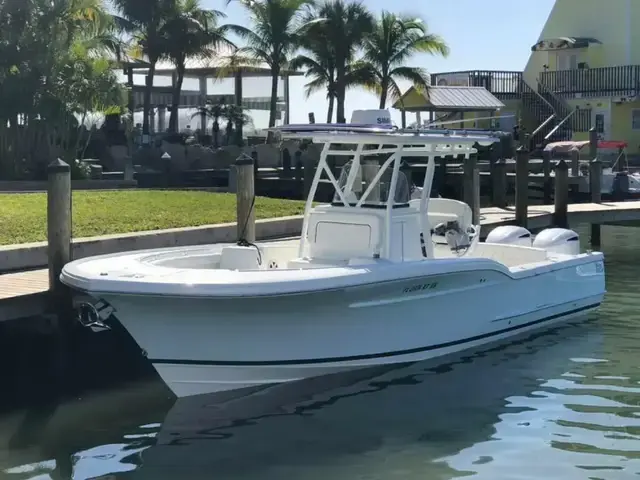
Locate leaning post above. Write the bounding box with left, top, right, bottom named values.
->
left=47, top=159, right=72, bottom=313
left=553, top=158, right=569, bottom=228
left=515, top=146, right=530, bottom=228
left=235, top=155, right=256, bottom=243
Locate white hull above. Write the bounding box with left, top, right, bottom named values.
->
left=99, top=260, right=604, bottom=398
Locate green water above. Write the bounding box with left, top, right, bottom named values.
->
left=1, top=224, right=640, bottom=480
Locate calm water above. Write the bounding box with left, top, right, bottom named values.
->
left=2, top=225, right=640, bottom=480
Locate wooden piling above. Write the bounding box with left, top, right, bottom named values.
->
left=281, top=148, right=292, bottom=178
left=570, top=147, right=580, bottom=178
left=294, top=150, right=303, bottom=181
left=542, top=148, right=552, bottom=204
left=590, top=156, right=603, bottom=248
left=463, top=153, right=480, bottom=224
left=589, top=125, right=602, bottom=248
left=251, top=149, right=259, bottom=180
left=515, top=147, right=529, bottom=228
left=492, top=157, right=507, bottom=208
left=123, top=155, right=134, bottom=182
left=47, top=159, right=72, bottom=312
left=235, top=157, right=256, bottom=242
left=302, top=150, right=316, bottom=199
left=553, top=158, right=569, bottom=228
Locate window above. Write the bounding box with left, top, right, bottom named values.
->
left=632, top=109, right=640, bottom=130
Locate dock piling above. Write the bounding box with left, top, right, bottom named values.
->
left=463, top=153, right=480, bottom=224
left=294, top=150, right=303, bottom=181
left=515, top=147, right=529, bottom=228
left=302, top=150, right=316, bottom=199
left=492, top=158, right=507, bottom=208
left=570, top=148, right=580, bottom=178
left=542, top=149, right=553, bottom=204
left=281, top=148, right=292, bottom=178
left=47, top=159, right=72, bottom=312
left=235, top=156, right=256, bottom=243
left=553, top=158, right=569, bottom=228
left=590, top=156, right=603, bottom=248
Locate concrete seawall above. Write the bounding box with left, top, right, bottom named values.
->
left=0, top=216, right=304, bottom=273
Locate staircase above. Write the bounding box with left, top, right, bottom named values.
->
left=521, top=81, right=557, bottom=150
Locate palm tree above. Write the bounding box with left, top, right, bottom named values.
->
left=309, top=0, right=374, bottom=123
left=230, top=0, right=314, bottom=132
left=111, top=0, right=175, bottom=136
left=160, top=0, right=243, bottom=133
left=360, top=11, right=449, bottom=109
left=289, top=29, right=336, bottom=122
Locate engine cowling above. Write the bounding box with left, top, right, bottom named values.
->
left=532, top=228, right=580, bottom=255
left=485, top=226, right=532, bottom=247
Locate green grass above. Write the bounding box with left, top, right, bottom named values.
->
left=0, top=190, right=307, bottom=245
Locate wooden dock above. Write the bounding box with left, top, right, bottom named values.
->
left=3, top=199, right=640, bottom=322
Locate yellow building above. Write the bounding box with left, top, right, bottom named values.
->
left=405, top=0, right=640, bottom=153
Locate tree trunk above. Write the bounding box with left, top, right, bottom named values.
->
left=327, top=94, right=334, bottom=123
left=169, top=61, right=185, bottom=133
left=142, top=61, right=157, bottom=136
left=336, top=70, right=346, bottom=123
left=379, top=77, right=388, bottom=109
left=268, top=69, right=279, bottom=128
left=267, top=68, right=280, bottom=142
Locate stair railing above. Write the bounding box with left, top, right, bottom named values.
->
left=544, top=108, right=576, bottom=142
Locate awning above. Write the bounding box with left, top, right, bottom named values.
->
left=531, top=37, right=602, bottom=52
left=393, top=86, right=504, bottom=112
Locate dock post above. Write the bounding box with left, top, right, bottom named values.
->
left=515, top=146, right=529, bottom=228
left=570, top=147, right=580, bottom=178
left=294, top=150, right=303, bottom=181
left=123, top=155, right=134, bottom=182
left=47, top=159, right=72, bottom=313
left=302, top=150, right=316, bottom=199
left=492, top=158, right=507, bottom=208
left=281, top=148, right=292, bottom=178
left=553, top=158, right=569, bottom=228
left=542, top=148, right=553, bottom=204
left=235, top=156, right=256, bottom=242
left=589, top=127, right=599, bottom=161
left=463, top=153, right=480, bottom=224
left=590, top=156, right=602, bottom=248
left=251, top=149, right=259, bottom=181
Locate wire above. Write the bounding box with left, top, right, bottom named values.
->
left=236, top=178, right=263, bottom=266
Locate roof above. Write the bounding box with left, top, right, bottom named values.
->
left=531, top=37, right=602, bottom=52
left=392, top=86, right=505, bottom=112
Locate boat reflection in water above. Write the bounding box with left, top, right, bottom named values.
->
left=135, top=318, right=604, bottom=480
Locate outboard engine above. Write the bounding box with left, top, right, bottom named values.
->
left=532, top=228, right=580, bottom=255
left=485, top=225, right=532, bottom=246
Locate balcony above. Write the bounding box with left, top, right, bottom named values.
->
left=540, top=65, right=640, bottom=98
left=430, top=71, right=523, bottom=100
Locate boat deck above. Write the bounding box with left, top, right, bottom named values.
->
left=1, top=200, right=640, bottom=321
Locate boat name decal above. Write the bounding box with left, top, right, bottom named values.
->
left=595, top=261, right=604, bottom=273
left=403, top=282, right=438, bottom=294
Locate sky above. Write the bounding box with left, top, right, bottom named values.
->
left=147, top=0, right=556, bottom=129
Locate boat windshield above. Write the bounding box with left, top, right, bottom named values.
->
left=332, top=159, right=410, bottom=207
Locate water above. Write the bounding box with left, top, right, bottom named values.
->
left=2, top=224, right=640, bottom=479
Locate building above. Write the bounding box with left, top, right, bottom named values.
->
left=403, top=0, right=640, bottom=154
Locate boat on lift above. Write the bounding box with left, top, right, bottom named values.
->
left=60, top=111, right=606, bottom=399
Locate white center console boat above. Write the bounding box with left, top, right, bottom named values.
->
left=60, top=116, right=606, bottom=398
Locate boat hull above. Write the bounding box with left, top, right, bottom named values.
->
left=95, top=260, right=605, bottom=398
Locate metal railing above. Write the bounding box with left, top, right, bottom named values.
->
left=540, top=65, right=640, bottom=97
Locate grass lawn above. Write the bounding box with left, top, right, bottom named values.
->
left=0, top=190, right=306, bottom=245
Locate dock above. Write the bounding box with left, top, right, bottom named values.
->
left=3, top=200, right=640, bottom=323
